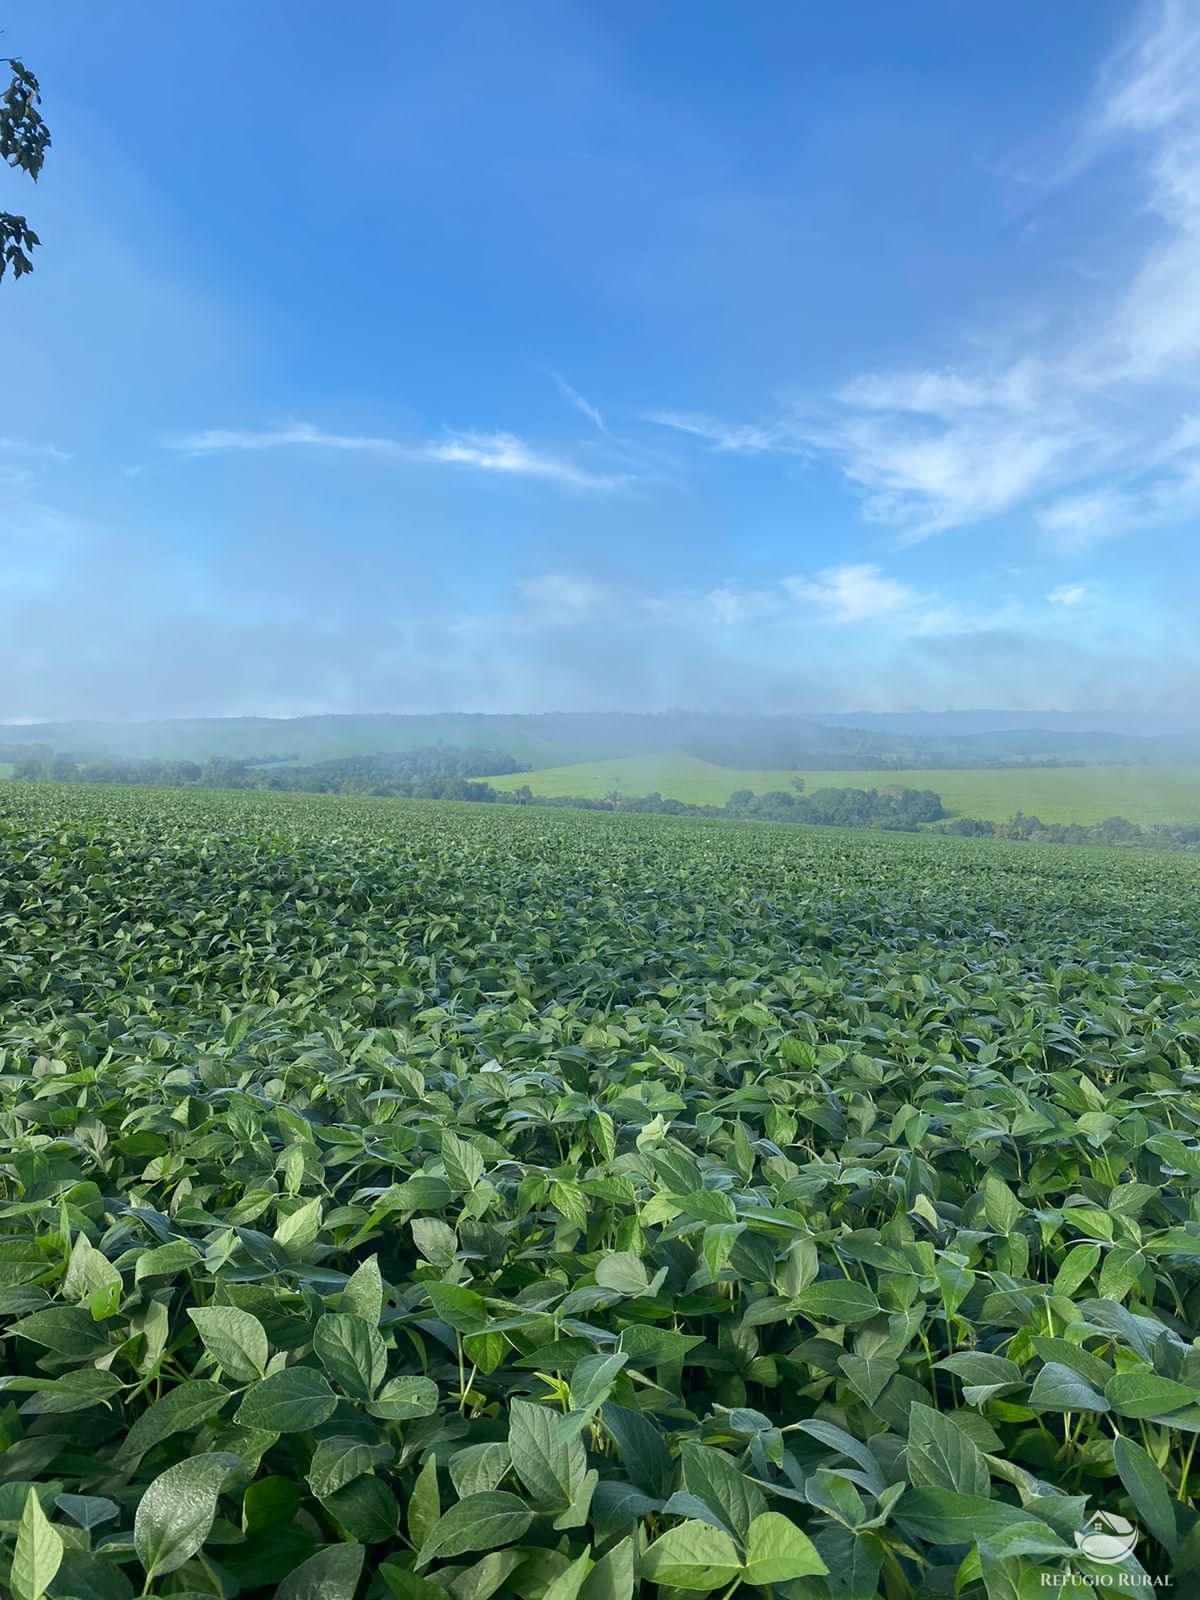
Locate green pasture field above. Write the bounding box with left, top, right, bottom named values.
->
left=0, top=781, right=1196, bottom=1595
left=487, top=750, right=1200, bottom=824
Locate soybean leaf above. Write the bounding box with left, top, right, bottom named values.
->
left=906, top=1404, right=990, bottom=1496
left=508, top=1398, right=586, bottom=1508
left=742, top=1511, right=829, bottom=1585
left=641, top=1521, right=741, bottom=1591
left=274, top=1543, right=366, bottom=1600
left=414, top=1492, right=532, bottom=1568
left=792, top=1280, right=880, bottom=1326
left=134, top=1452, right=240, bottom=1580
left=680, top=1441, right=766, bottom=1541
left=115, top=1379, right=231, bottom=1467
left=235, top=1368, right=338, bottom=1432
left=1113, top=1435, right=1178, bottom=1557
left=313, top=1313, right=386, bottom=1400
left=12, top=1486, right=63, bottom=1600
left=188, top=1305, right=269, bottom=1382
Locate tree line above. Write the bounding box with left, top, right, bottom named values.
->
left=933, top=810, right=1200, bottom=850
left=11, top=746, right=1200, bottom=849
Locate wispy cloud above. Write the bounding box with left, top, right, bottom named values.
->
left=783, top=563, right=920, bottom=623
left=171, top=423, right=399, bottom=456
left=814, top=3, right=1200, bottom=540
left=0, top=437, right=71, bottom=462
left=643, top=4, right=1200, bottom=545
left=550, top=373, right=609, bottom=436
left=422, top=431, right=623, bottom=488
left=1048, top=582, right=1090, bottom=606
left=641, top=410, right=795, bottom=454
left=167, top=422, right=626, bottom=490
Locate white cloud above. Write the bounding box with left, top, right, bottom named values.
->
left=646, top=5, right=1200, bottom=544
left=641, top=410, right=793, bottom=454
left=169, top=423, right=399, bottom=455
left=422, top=431, right=623, bottom=489
left=167, top=422, right=625, bottom=489
left=783, top=563, right=920, bottom=622
left=551, top=373, right=609, bottom=435
left=1048, top=583, right=1089, bottom=606
left=701, top=584, right=782, bottom=625
left=819, top=410, right=1091, bottom=539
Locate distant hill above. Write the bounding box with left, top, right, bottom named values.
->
left=4, top=710, right=1200, bottom=771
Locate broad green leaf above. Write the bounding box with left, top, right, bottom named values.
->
left=444, top=1549, right=523, bottom=1600
left=897, top=1489, right=1062, bottom=1547
left=641, top=1521, right=741, bottom=1590
left=426, top=1281, right=489, bottom=1334
left=601, top=1403, right=673, bottom=1498
left=243, top=1476, right=301, bottom=1533
left=18, top=1368, right=125, bottom=1415
left=115, top=1379, right=231, bottom=1466
left=1106, top=1371, right=1199, bottom=1419
left=340, top=1255, right=384, bottom=1324
left=792, top=1280, right=880, bottom=1325
left=1029, top=1363, right=1109, bottom=1414
left=982, top=1174, right=1023, bottom=1235
left=55, top=1493, right=120, bottom=1531
left=838, top=1352, right=896, bottom=1407
left=10, top=1306, right=112, bottom=1357
left=617, top=1323, right=703, bottom=1367
left=508, top=1397, right=587, bottom=1508
left=415, top=1492, right=532, bottom=1568
left=379, top=1566, right=444, bottom=1600
left=594, top=1253, right=650, bottom=1295
left=906, top=1404, right=990, bottom=1496
left=12, top=1486, right=63, bottom=1600
left=134, top=1452, right=239, bottom=1580
left=322, top=1475, right=399, bottom=1544
left=63, top=1233, right=123, bottom=1307
left=307, top=1436, right=394, bottom=1499
left=411, top=1217, right=458, bottom=1269
left=742, top=1511, right=829, bottom=1585
left=541, top=1547, right=594, bottom=1600
left=1052, top=1244, right=1100, bottom=1298
left=235, top=1367, right=339, bottom=1432
left=313, top=1312, right=386, bottom=1400
left=579, top=1535, right=635, bottom=1600
left=407, top=1456, right=440, bottom=1550
left=188, top=1305, right=269, bottom=1382
left=274, top=1197, right=323, bottom=1253
left=367, top=1375, right=439, bottom=1421
left=442, top=1131, right=485, bottom=1191
left=449, top=1442, right=511, bottom=1498
left=274, top=1542, right=366, bottom=1600
left=680, top=1441, right=766, bottom=1541
left=569, top=1354, right=627, bottom=1414
left=1114, top=1435, right=1178, bottom=1556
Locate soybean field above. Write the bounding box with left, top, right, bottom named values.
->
left=1, top=783, right=1199, bottom=1598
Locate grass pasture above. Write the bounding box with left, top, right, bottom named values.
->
left=488, top=751, right=1200, bottom=825
left=0, top=781, right=1195, bottom=1592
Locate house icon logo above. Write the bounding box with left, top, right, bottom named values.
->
left=1074, top=1511, right=1139, bottom=1563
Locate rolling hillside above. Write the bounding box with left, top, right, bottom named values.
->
left=487, top=753, right=1200, bottom=827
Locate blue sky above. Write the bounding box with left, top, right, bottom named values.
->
left=2, top=0, right=1199, bottom=720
